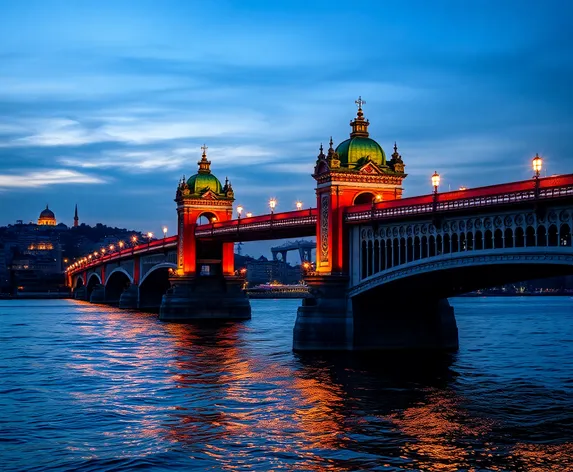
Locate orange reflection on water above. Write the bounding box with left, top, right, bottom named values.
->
left=385, top=390, right=495, bottom=471
left=510, top=442, right=573, bottom=471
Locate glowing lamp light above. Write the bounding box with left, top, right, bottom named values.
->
left=246, top=212, right=253, bottom=218
left=459, top=186, right=467, bottom=191
left=374, top=194, right=383, bottom=202
left=147, top=232, right=153, bottom=239
left=533, top=153, right=543, bottom=177
left=94, top=251, right=98, bottom=256
left=237, top=205, right=243, bottom=217
left=211, top=217, right=217, bottom=223
left=101, top=248, right=106, bottom=254
left=296, top=201, right=302, bottom=210
left=88, top=255, right=92, bottom=260
left=131, top=235, right=138, bottom=243
left=162, top=226, right=168, bottom=236
left=269, top=198, right=277, bottom=213
left=119, top=241, right=124, bottom=249
left=109, top=244, right=115, bottom=251
left=431, top=171, right=440, bottom=191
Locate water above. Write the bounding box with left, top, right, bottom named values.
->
left=1, top=298, right=572, bottom=471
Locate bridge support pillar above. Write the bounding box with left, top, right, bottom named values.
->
left=73, top=286, right=87, bottom=300
left=119, top=284, right=139, bottom=309
left=352, top=296, right=459, bottom=351
left=89, top=284, right=106, bottom=304
left=159, top=276, right=251, bottom=321
left=293, top=275, right=353, bottom=351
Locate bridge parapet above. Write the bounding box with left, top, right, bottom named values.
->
left=346, top=174, right=573, bottom=223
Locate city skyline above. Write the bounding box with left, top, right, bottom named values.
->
left=1, top=0, right=572, bottom=247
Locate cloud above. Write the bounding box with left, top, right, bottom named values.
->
left=0, top=169, right=106, bottom=189
left=57, top=144, right=277, bottom=173
left=1, top=113, right=268, bottom=148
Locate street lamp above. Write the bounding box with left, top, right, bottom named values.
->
left=431, top=171, right=440, bottom=194
left=269, top=198, right=277, bottom=214
left=237, top=205, right=243, bottom=219
left=147, top=232, right=153, bottom=246
left=162, top=226, right=168, bottom=238
left=246, top=212, right=252, bottom=218
left=533, top=153, right=543, bottom=198
left=119, top=241, right=124, bottom=250
left=532, top=153, right=543, bottom=178
left=131, top=235, right=138, bottom=246
left=432, top=171, right=440, bottom=215
left=109, top=244, right=115, bottom=252
left=296, top=201, right=302, bottom=211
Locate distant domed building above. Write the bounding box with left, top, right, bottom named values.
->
left=38, top=205, right=57, bottom=226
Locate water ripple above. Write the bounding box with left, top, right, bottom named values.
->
left=0, top=297, right=572, bottom=471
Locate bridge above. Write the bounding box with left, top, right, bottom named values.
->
left=271, top=240, right=315, bottom=264
left=66, top=100, right=573, bottom=351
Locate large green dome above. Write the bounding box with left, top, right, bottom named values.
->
left=335, top=136, right=386, bottom=168
left=187, top=173, right=222, bottom=195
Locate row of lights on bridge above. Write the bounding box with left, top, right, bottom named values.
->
left=236, top=200, right=303, bottom=218
left=66, top=226, right=170, bottom=272
left=431, top=154, right=543, bottom=194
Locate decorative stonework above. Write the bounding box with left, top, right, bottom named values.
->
left=320, top=194, right=330, bottom=263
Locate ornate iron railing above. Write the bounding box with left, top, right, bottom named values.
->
left=346, top=175, right=573, bottom=223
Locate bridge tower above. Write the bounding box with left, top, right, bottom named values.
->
left=294, top=97, right=408, bottom=350
left=159, top=146, right=251, bottom=321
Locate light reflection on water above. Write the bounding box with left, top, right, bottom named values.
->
left=0, top=297, right=572, bottom=471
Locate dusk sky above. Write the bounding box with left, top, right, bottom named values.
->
left=1, top=0, right=572, bottom=258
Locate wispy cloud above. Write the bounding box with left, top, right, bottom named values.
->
left=0, top=169, right=106, bottom=189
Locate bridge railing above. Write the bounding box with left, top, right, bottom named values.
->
left=195, top=208, right=317, bottom=238
left=346, top=174, right=573, bottom=223
left=67, top=235, right=177, bottom=275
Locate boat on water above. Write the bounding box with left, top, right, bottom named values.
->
left=244, top=282, right=310, bottom=299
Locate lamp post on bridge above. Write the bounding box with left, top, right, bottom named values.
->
left=533, top=153, right=543, bottom=198
left=147, top=232, right=153, bottom=247
left=432, top=171, right=440, bottom=211
left=162, top=226, right=168, bottom=246
left=296, top=201, right=302, bottom=211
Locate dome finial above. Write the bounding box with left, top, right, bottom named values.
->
left=350, top=96, right=370, bottom=138
left=197, top=144, right=211, bottom=174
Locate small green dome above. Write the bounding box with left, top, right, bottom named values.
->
left=335, top=136, right=386, bottom=168
left=187, top=173, right=222, bottom=195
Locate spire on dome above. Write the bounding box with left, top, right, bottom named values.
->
left=197, top=144, right=211, bottom=174
left=349, top=96, right=370, bottom=138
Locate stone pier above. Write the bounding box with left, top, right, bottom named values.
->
left=159, top=275, right=251, bottom=321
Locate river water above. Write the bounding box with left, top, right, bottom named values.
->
left=1, top=297, right=572, bottom=471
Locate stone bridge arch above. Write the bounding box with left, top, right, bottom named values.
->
left=139, top=262, right=177, bottom=311
left=105, top=268, right=134, bottom=306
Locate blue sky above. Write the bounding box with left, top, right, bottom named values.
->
left=0, top=0, right=572, bottom=258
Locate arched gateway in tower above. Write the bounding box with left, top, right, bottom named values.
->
left=159, top=146, right=251, bottom=320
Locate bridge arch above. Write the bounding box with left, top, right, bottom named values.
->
left=105, top=268, right=133, bottom=305
left=139, top=262, right=177, bottom=311
left=86, top=273, right=102, bottom=299
left=74, top=276, right=85, bottom=289
left=353, top=209, right=573, bottom=299
left=197, top=211, right=219, bottom=225
left=353, top=192, right=376, bottom=205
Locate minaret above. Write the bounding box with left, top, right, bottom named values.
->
left=73, top=204, right=79, bottom=228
